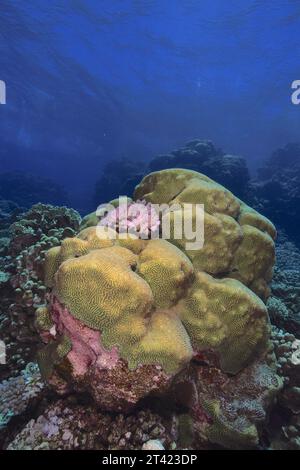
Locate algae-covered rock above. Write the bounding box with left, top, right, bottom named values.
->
left=192, top=359, right=282, bottom=449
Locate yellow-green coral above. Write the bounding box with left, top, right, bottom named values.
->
left=238, top=201, right=276, bottom=240
left=164, top=209, right=242, bottom=274
left=44, top=227, right=118, bottom=287
left=230, top=224, right=275, bottom=300
left=79, top=211, right=99, bottom=231
left=55, top=247, right=150, bottom=331
left=37, top=334, right=72, bottom=381
left=134, top=168, right=240, bottom=217
left=46, top=243, right=193, bottom=374
left=135, top=169, right=275, bottom=301
left=40, top=169, right=275, bottom=377
left=44, top=246, right=61, bottom=288
left=105, top=309, right=193, bottom=374
left=138, top=239, right=194, bottom=308
left=134, top=168, right=194, bottom=204
left=179, top=272, right=269, bottom=374
left=35, top=306, right=53, bottom=331
left=171, top=177, right=240, bottom=218
left=202, top=399, right=259, bottom=449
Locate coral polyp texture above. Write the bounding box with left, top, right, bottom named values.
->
left=38, top=169, right=276, bottom=415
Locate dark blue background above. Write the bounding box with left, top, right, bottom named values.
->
left=0, top=0, right=299, bottom=209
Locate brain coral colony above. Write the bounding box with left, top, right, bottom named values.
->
left=2, top=166, right=299, bottom=450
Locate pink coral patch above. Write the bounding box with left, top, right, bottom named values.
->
left=51, top=296, right=119, bottom=376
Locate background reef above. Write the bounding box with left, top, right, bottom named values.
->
left=93, top=139, right=300, bottom=249
left=0, top=161, right=300, bottom=451
left=1, top=140, right=299, bottom=249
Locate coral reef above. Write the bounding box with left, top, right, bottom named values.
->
left=147, top=140, right=250, bottom=199
left=93, top=140, right=250, bottom=205
left=192, top=356, right=282, bottom=449
left=6, top=400, right=176, bottom=450
left=0, top=200, right=24, bottom=264
left=0, top=363, right=44, bottom=440
left=39, top=239, right=194, bottom=411
left=259, top=143, right=300, bottom=180
left=2, top=164, right=299, bottom=451
left=0, top=171, right=69, bottom=208
left=36, top=169, right=277, bottom=433
left=94, top=159, right=145, bottom=206
left=269, top=326, right=300, bottom=449
left=134, top=169, right=275, bottom=300
left=92, top=141, right=300, bottom=250
left=267, top=231, right=300, bottom=337
left=0, top=204, right=81, bottom=380
left=8, top=203, right=80, bottom=257
left=99, top=199, right=160, bottom=238
left=0, top=199, right=24, bottom=244
left=247, top=143, right=300, bottom=245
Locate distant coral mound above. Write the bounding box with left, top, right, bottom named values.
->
left=259, top=143, right=300, bottom=179
left=0, top=199, right=23, bottom=252
left=0, top=171, right=69, bottom=208
left=94, top=159, right=145, bottom=206
left=148, top=140, right=250, bottom=199
left=247, top=143, right=300, bottom=245
left=267, top=230, right=300, bottom=337
left=93, top=139, right=250, bottom=208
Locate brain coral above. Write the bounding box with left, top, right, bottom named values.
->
left=134, top=169, right=276, bottom=300
left=38, top=169, right=276, bottom=411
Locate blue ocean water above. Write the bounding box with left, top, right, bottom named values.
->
left=0, top=1, right=299, bottom=210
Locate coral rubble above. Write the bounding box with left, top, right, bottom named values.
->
left=6, top=400, right=176, bottom=450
